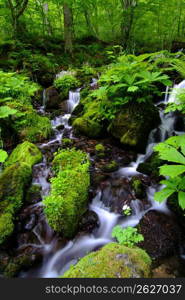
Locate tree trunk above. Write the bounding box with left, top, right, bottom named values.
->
left=120, top=0, right=136, bottom=49
left=7, top=0, right=29, bottom=37
left=63, top=2, right=73, bottom=55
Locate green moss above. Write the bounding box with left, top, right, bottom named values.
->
left=110, top=103, right=160, bottom=151
left=130, top=177, right=146, bottom=199
left=62, top=138, right=73, bottom=148
left=0, top=162, right=32, bottom=244
left=44, top=149, right=90, bottom=237
left=13, top=110, right=52, bottom=142
left=73, top=117, right=103, bottom=138
left=0, top=213, right=14, bottom=245
left=95, top=144, right=105, bottom=152
left=5, top=141, right=42, bottom=168
left=62, top=243, right=151, bottom=278
left=137, top=153, right=162, bottom=177
left=54, top=75, right=80, bottom=100
left=0, top=142, right=42, bottom=244
left=101, top=160, right=119, bottom=173
left=26, top=184, right=42, bottom=204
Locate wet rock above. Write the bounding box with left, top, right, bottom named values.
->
left=139, top=210, right=182, bottom=259
left=101, top=160, right=119, bottom=173
left=79, top=211, right=99, bottom=233
left=26, top=185, right=42, bottom=204
left=167, top=194, right=185, bottom=231
left=45, top=86, right=61, bottom=109
left=101, top=178, right=134, bottom=214
left=137, top=152, right=162, bottom=178
left=24, top=214, right=37, bottom=231
left=152, top=256, right=181, bottom=278
left=130, top=176, right=146, bottom=199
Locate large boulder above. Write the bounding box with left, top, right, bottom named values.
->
left=138, top=210, right=182, bottom=259
left=109, top=103, right=160, bottom=152
left=45, top=86, right=62, bottom=110
left=137, top=153, right=162, bottom=178
left=62, top=243, right=152, bottom=278
left=0, top=142, right=42, bottom=245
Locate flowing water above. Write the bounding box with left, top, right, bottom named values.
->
left=21, top=80, right=185, bottom=278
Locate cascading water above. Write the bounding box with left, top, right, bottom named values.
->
left=21, top=79, right=185, bottom=278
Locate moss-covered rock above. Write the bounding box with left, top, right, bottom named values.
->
left=137, top=153, right=162, bottom=177
left=101, top=160, right=119, bottom=173
left=62, top=243, right=151, bottom=278
left=0, top=163, right=32, bottom=244
left=73, top=117, right=103, bottom=138
left=62, top=138, right=73, bottom=148
left=5, top=141, right=42, bottom=168
left=44, top=149, right=90, bottom=238
left=130, top=177, right=146, bottom=199
left=13, top=111, right=52, bottom=143
left=109, top=103, right=160, bottom=152
left=0, top=142, right=42, bottom=244
left=26, top=184, right=42, bottom=204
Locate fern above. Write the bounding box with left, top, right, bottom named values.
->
left=154, top=135, right=185, bottom=209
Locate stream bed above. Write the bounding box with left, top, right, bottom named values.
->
left=15, top=79, right=185, bottom=278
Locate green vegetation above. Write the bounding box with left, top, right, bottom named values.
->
left=154, top=135, right=185, bottom=209
left=44, top=149, right=90, bottom=237
left=0, top=142, right=42, bottom=244
left=54, top=74, right=80, bottom=100
left=112, top=226, right=144, bottom=247
left=62, top=243, right=151, bottom=278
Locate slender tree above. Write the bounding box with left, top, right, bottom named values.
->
left=63, top=0, right=73, bottom=55
left=7, top=0, right=29, bottom=37
left=120, top=0, right=137, bottom=48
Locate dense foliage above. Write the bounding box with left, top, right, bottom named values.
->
left=154, top=135, right=185, bottom=209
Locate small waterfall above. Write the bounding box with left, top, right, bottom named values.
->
left=168, top=80, right=185, bottom=103
left=68, top=89, right=81, bottom=113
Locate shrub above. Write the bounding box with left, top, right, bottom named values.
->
left=112, top=226, right=144, bottom=248
left=54, top=74, right=80, bottom=99
left=44, top=149, right=90, bottom=237
left=154, top=135, right=185, bottom=209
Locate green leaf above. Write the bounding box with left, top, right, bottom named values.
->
left=154, top=188, right=174, bottom=203
left=178, top=191, right=185, bottom=209
left=159, top=164, right=185, bottom=178
left=127, top=86, right=139, bottom=92
left=155, top=143, right=185, bottom=165
left=0, top=106, right=17, bottom=119
left=0, top=149, right=8, bottom=163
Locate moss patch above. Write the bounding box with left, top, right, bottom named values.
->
left=44, top=149, right=90, bottom=237
left=0, top=142, right=42, bottom=244
left=5, top=141, right=42, bottom=168
left=62, top=243, right=151, bottom=278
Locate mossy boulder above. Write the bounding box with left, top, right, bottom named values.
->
left=0, top=163, right=32, bottom=244
left=62, top=243, right=151, bottom=278
left=72, top=101, right=105, bottom=138
left=0, top=142, right=42, bottom=244
left=44, top=149, right=90, bottom=238
left=26, top=184, right=42, bottom=204
left=5, top=141, right=42, bottom=168
left=45, top=86, right=62, bottom=109
left=109, top=103, right=160, bottom=152
left=137, top=153, right=162, bottom=177
left=11, top=106, right=52, bottom=143
left=101, top=160, right=119, bottom=173
left=73, top=117, right=103, bottom=138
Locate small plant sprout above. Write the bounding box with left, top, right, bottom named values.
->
left=112, top=226, right=144, bottom=248
left=122, top=204, right=132, bottom=216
